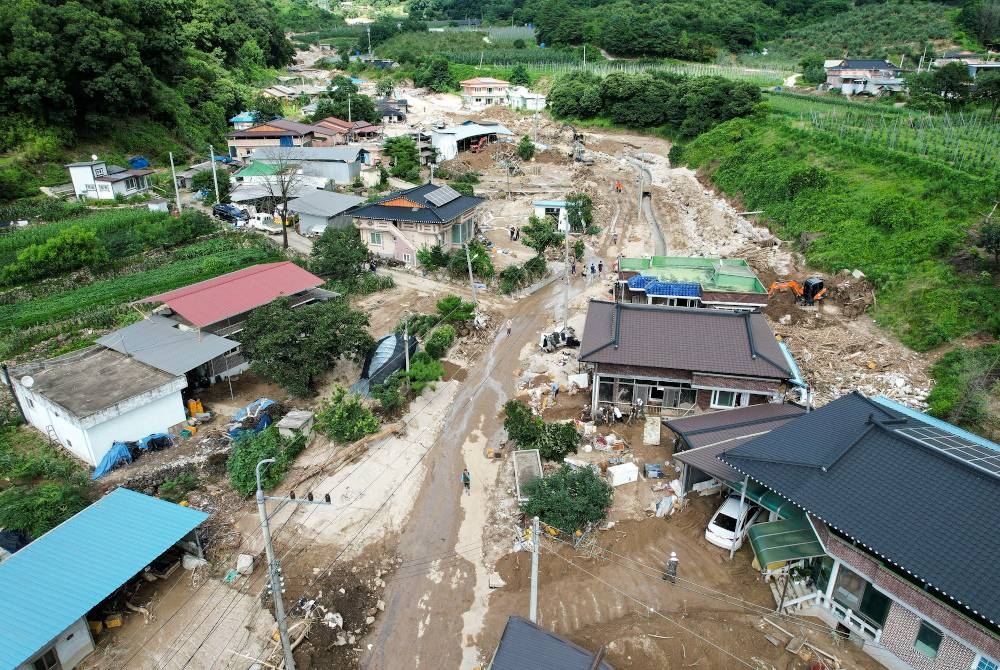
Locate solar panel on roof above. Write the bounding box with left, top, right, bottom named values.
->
left=425, top=185, right=462, bottom=207
left=895, top=425, right=1000, bottom=477
left=646, top=281, right=702, bottom=298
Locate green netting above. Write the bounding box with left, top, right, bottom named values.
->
left=749, top=517, right=825, bottom=567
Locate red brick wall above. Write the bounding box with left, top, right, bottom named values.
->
left=822, top=529, right=1000, bottom=662
left=879, top=603, right=976, bottom=670
left=696, top=390, right=712, bottom=410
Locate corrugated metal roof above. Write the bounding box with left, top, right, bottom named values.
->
left=96, top=315, right=239, bottom=375
left=286, top=189, right=364, bottom=217
left=140, top=262, right=324, bottom=327
left=0, top=489, right=208, bottom=668
left=251, top=146, right=365, bottom=163
left=490, top=616, right=614, bottom=670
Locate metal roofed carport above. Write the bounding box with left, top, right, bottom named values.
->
left=96, top=315, right=238, bottom=375
left=0, top=488, right=208, bottom=669
left=748, top=516, right=825, bottom=567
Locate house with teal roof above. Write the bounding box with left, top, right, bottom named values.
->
left=615, top=255, right=769, bottom=311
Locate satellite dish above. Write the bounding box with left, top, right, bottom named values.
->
left=91, top=154, right=99, bottom=161
left=20, top=375, right=34, bottom=388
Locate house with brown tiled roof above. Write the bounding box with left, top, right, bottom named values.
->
left=226, top=118, right=317, bottom=159
left=578, top=301, right=798, bottom=416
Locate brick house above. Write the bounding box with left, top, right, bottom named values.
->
left=719, top=392, right=1000, bottom=670
left=578, top=301, right=797, bottom=416
left=226, top=118, right=317, bottom=159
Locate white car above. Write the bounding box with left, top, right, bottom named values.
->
left=248, top=213, right=283, bottom=235
left=704, top=494, right=763, bottom=551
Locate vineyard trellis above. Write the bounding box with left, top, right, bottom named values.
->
left=794, top=105, right=1000, bottom=176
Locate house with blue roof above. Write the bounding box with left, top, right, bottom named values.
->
left=616, top=255, right=769, bottom=311
left=0, top=489, right=208, bottom=670
left=717, top=391, right=1000, bottom=670
left=229, top=111, right=257, bottom=131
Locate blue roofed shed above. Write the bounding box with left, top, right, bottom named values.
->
left=0, top=488, right=208, bottom=670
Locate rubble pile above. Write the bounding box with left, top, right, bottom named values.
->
left=290, top=554, right=400, bottom=669
left=826, top=269, right=876, bottom=318
left=776, top=315, right=931, bottom=408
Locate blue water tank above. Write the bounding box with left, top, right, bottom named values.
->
left=128, top=155, right=150, bottom=169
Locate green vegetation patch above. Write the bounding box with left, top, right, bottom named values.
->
left=677, top=114, right=1000, bottom=350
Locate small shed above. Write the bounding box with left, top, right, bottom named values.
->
left=512, top=449, right=543, bottom=501
left=285, top=189, right=365, bottom=236
left=277, top=410, right=315, bottom=439
left=0, top=489, right=208, bottom=670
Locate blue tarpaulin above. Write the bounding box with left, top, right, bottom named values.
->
left=128, top=156, right=150, bottom=169
left=92, top=433, right=174, bottom=479
left=228, top=398, right=276, bottom=438
left=229, top=412, right=272, bottom=439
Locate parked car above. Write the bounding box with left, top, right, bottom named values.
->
left=704, top=494, right=763, bottom=551
left=248, top=213, right=282, bottom=235
left=212, top=203, right=249, bottom=223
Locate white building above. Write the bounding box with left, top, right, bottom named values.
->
left=532, top=200, right=569, bottom=228
left=459, top=77, right=510, bottom=109
left=249, top=146, right=369, bottom=185
left=66, top=159, right=153, bottom=201
left=508, top=86, right=546, bottom=111
left=7, top=347, right=187, bottom=467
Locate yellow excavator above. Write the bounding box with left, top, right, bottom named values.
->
left=768, top=277, right=827, bottom=306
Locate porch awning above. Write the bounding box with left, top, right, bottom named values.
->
left=749, top=517, right=825, bottom=567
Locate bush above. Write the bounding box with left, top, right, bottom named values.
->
left=504, top=399, right=545, bottom=444
left=417, top=244, right=450, bottom=271
left=0, top=482, right=93, bottom=538
left=498, top=264, right=527, bottom=294
left=227, top=426, right=307, bottom=496
left=448, top=181, right=474, bottom=196
left=371, top=371, right=407, bottom=414
left=517, top=135, right=536, bottom=161
left=436, top=294, right=476, bottom=322
left=927, top=343, right=1000, bottom=431
left=521, top=464, right=613, bottom=533
left=424, top=324, right=456, bottom=359
left=573, top=239, right=585, bottom=260
left=315, top=386, right=380, bottom=444
left=504, top=399, right=581, bottom=461
left=2, top=224, right=108, bottom=284
left=405, top=351, right=444, bottom=393
left=158, top=471, right=199, bottom=502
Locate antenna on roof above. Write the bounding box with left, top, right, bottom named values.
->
left=91, top=154, right=99, bottom=161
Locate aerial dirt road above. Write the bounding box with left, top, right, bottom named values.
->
left=361, top=281, right=562, bottom=669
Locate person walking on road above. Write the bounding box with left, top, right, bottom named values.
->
left=612, top=231, right=618, bottom=245
left=551, top=380, right=560, bottom=400
left=461, top=468, right=471, bottom=495
left=598, top=260, right=604, bottom=273
left=505, top=318, right=513, bottom=336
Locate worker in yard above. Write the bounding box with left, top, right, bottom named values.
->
left=509, top=226, right=515, bottom=240
left=598, top=260, right=604, bottom=273
left=505, top=318, right=513, bottom=336
left=590, top=263, right=596, bottom=277
left=461, top=468, right=471, bottom=495
left=612, top=231, right=618, bottom=245
left=551, top=380, right=560, bottom=400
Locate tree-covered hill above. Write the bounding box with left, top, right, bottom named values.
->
left=0, top=0, right=293, bottom=152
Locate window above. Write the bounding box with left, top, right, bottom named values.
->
left=125, top=177, right=137, bottom=190
left=33, top=649, right=59, bottom=670
left=369, top=231, right=382, bottom=245
left=976, top=657, right=999, bottom=670
left=915, top=621, right=943, bottom=658
left=710, top=389, right=737, bottom=408
left=403, top=253, right=413, bottom=264
left=85, top=183, right=97, bottom=192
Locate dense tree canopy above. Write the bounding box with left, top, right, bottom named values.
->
left=0, top=0, right=293, bottom=149
left=549, top=71, right=761, bottom=137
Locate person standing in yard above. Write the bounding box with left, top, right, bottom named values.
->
left=505, top=318, right=513, bottom=336
left=461, top=468, right=471, bottom=495
left=551, top=380, right=560, bottom=400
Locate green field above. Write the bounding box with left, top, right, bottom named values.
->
left=676, top=113, right=1000, bottom=352
left=0, top=235, right=282, bottom=360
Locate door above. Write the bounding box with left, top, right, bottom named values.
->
left=279, top=135, right=293, bottom=147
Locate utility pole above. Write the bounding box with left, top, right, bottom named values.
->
left=730, top=476, right=749, bottom=560
left=403, top=317, right=411, bottom=394
left=464, top=242, right=479, bottom=306
left=532, top=112, right=539, bottom=143
left=367, top=25, right=372, bottom=57
left=208, top=145, right=221, bottom=205
left=562, top=222, right=570, bottom=324
left=529, top=516, right=540, bottom=622
left=256, top=459, right=331, bottom=670
left=168, top=152, right=182, bottom=215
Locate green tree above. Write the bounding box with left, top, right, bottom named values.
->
left=376, top=76, right=395, bottom=98
left=190, top=169, right=231, bottom=202
left=382, top=136, right=422, bottom=182
left=239, top=298, right=374, bottom=396
left=504, top=399, right=545, bottom=444
left=566, top=193, right=593, bottom=233
left=310, top=77, right=380, bottom=123
left=310, top=227, right=370, bottom=288
left=517, top=135, right=536, bottom=161
left=0, top=481, right=93, bottom=538
left=417, top=244, right=450, bottom=271
left=251, top=94, right=285, bottom=123
left=436, top=294, right=476, bottom=322
left=799, top=54, right=827, bottom=85
left=236, top=39, right=267, bottom=84
left=424, top=324, right=456, bottom=359
left=510, top=64, right=530, bottom=87
left=227, top=427, right=306, bottom=496
left=449, top=240, right=494, bottom=279
left=959, top=0, right=1000, bottom=47
left=413, top=57, right=455, bottom=92
left=973, top=70, right=1000, bottom=120
left=521, top=464, right=613, bottom=532
left=315, top=386, right=380, bottom=443
left=371, top=371, right=407, bottom=414
left=980, top=219, right=1000, bottom=264
left=520, top=214, right=564, bottom=254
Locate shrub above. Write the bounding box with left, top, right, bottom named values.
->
left=405, top=351, right=444, bottom=393
left=573, top=239, right=585, bottom=260
left=417, top=244, right=451, bottom=271
left=2, top=225, right=108, bottom=284
left=504, top=399, right=545, bottom=444
left=371, top=371, right=407, bottom=414
left=436, top=294, right=476, bottom=322
left=498, top=264, right=527, bottom=294
left=521, top=464, right=613, bottom=533
left=0, top=482, right=93, bottom=538
left=448, top=180, right=474, bottom=196
left=424, top=324, right=456, bottom=359
left=315, top=386, right=380, bottom=444
left=158, top=471, right=199, bottom=502
left=517, top=135, right=536, bottom=161
left=227, top=427, right=307, bottom=496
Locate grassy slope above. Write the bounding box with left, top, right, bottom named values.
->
left=678, top=112, right=999, bottom=352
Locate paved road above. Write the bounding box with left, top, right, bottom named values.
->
left=361, top=282, right=561, bottom=669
